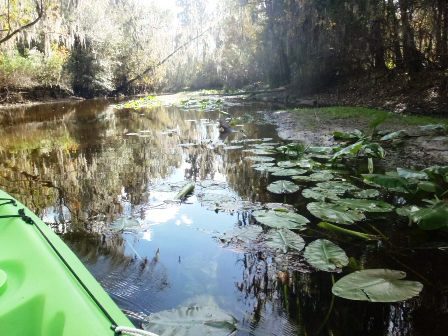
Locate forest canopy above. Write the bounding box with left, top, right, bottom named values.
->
left=1, top=0, right=447, bottom=98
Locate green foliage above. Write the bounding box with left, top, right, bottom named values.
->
left=332, top=269, right=423, bottom=302
left=304, top=239, right=349, bottom=271
left=253, top=210, right=309, bottom=230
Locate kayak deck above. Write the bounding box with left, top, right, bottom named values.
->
left=0, top=190, right=134, bottom=335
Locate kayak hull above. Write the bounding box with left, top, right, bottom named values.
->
left=0, top=190, right=133, bottom=335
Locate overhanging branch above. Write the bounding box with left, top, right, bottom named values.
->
left=114, top=26, right=213, bottom=93
left=0, top=0, right=43, bottom=45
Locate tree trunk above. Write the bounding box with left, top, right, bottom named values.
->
left=398, top=0, right=422, bottom=73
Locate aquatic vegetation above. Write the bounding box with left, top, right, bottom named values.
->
left=332, top=269, right=423, bottom=302
left=304, top=239, right=349, bottom=272
left=114, top=95, right=160, bottom=110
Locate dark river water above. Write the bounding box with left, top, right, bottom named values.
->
left=0, top=97, right=447, bottom=335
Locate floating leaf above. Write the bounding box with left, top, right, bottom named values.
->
left=251, top=162, right=276, bottom=171
left=253, top=210, right=309, bottom=230
left=332, top=269, right=423, bottom=302
left=307, top=202, right=365, bottom=225
left=264, top=229, right=305, bottom=253
left=267, top=180, right=300, bottom=194
left=302, top=188, right=340, bottom=201
left=335, top=198, right=394, bottom=213
left=245, top=156, right=276, bottom=162
left=220, top=225, right=263, bottom=244
left=396, top=205, right=420, bottom=217
left=316, top=181, right=360, bottom=194
left=293, top=171, right=334, bottom=183
left=410, top=202, right=448, bottom=230
left=143, top=305, right=237, bottom=336
left=304, top=239, right=349, bottom=271
left=242, top=149, right=275, bottom=155
left=352, top=189, right=380, bottom=199
left=277, top=160, right=300, bottom=168
left=271, top=168, right=308, bottom=177
left=417, top=124, right=447, bottom=135
left=362, top=174, right=411, bottom=193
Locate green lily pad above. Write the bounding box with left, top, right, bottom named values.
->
left=302, top=188, right=341, bottom=201
left=143, top=305, right=237, bottom=336
left=307, top=202, right=365, bottom=225
left=272, top=168, right=308, bottom=177
left=264, top=229, right=305, bottom=253
left=267, top=180, right=300, bottom=194
left=243, top=149, right=275, bottom=155
left=251, top=162, right=276, bottom=171
left=293, top=171, right=334, bottom=183
left=396, top=205, right=420, bottom=217
left=245, top=156, right=276, bottom=162
left=335, top=198, right=394, bottom=213
left=410, top=202, right=448, bottom=230
left=316, top=181, right=360, bottom=194
left=362, top=174, right=411, bottom=193
left=277, top=160, right=300, bottom=168
left=332, top=269, right=423, bottom=302
left=253, top=210, right=309, bottom=230
left=352, top=189, right=380, bottom=199
left=220, top=225, right=263, bottom=243
left=304, top=239, right=349, bottom=272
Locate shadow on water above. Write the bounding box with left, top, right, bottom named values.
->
left=1, top=97, right=447, bottom=335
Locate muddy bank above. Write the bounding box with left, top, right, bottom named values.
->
left=0, top=85, right=82, bottom=109
left=262, top=108, right=448, bottom=169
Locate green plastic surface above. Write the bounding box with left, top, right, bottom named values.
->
left=0, top=269, right=6, bottom=295
left=0, top=189, right=133, bottom=335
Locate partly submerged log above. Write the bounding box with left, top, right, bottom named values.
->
left=174, top=182, right=195, bottom=200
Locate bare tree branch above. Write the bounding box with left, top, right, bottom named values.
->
left=0, top=0, right=43, bottom=45
left=114, top=26, right=213, bottom=94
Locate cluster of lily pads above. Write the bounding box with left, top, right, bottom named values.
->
left=114, top=95, right=161, bottom=110
left=221, top=124, right=448, bottom=303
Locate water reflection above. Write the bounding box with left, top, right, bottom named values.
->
left=1, top=98, right=447, bottom=335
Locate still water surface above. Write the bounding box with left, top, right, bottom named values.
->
left=0, top=97, right=447, bottom=335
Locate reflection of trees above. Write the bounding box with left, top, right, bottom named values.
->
left=234, top=249, right=445, bottom=336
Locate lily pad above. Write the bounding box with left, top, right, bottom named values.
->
left=251, top=162, right=276, bottom=171
left=143, top=305, right=237, bottom=336
left=396, top=205, right=420, bottom=217
left=253, top=210, right=309, bottom=230
left=410, top=202, right=448, bottom=230
left=304, top=239, right=349, bottom=272
left=332, top=269, right=423, bottom=302
left=242, top=149, right=275, bottom=155
left=302, top=188, right=341, bottom=201
left=335, top=198, right=394, bottom=213
left=293, top=171, right=334, bottom=183
left=271, top=168, right=308, bottom=177
left=264, top=229, right=305, bottom=253
left=307, top=202, right=365, bottom=225
left=352, top=189, right=380, bottom=199
left=245, top=156, right=276, bottom=162
left=277, top=160, right=300, bottom=168
left=316, top=181, right=360, bottom=194
left=267, top=180, right=300, bottom=194
left=220, top=225, right=263, bottom=244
